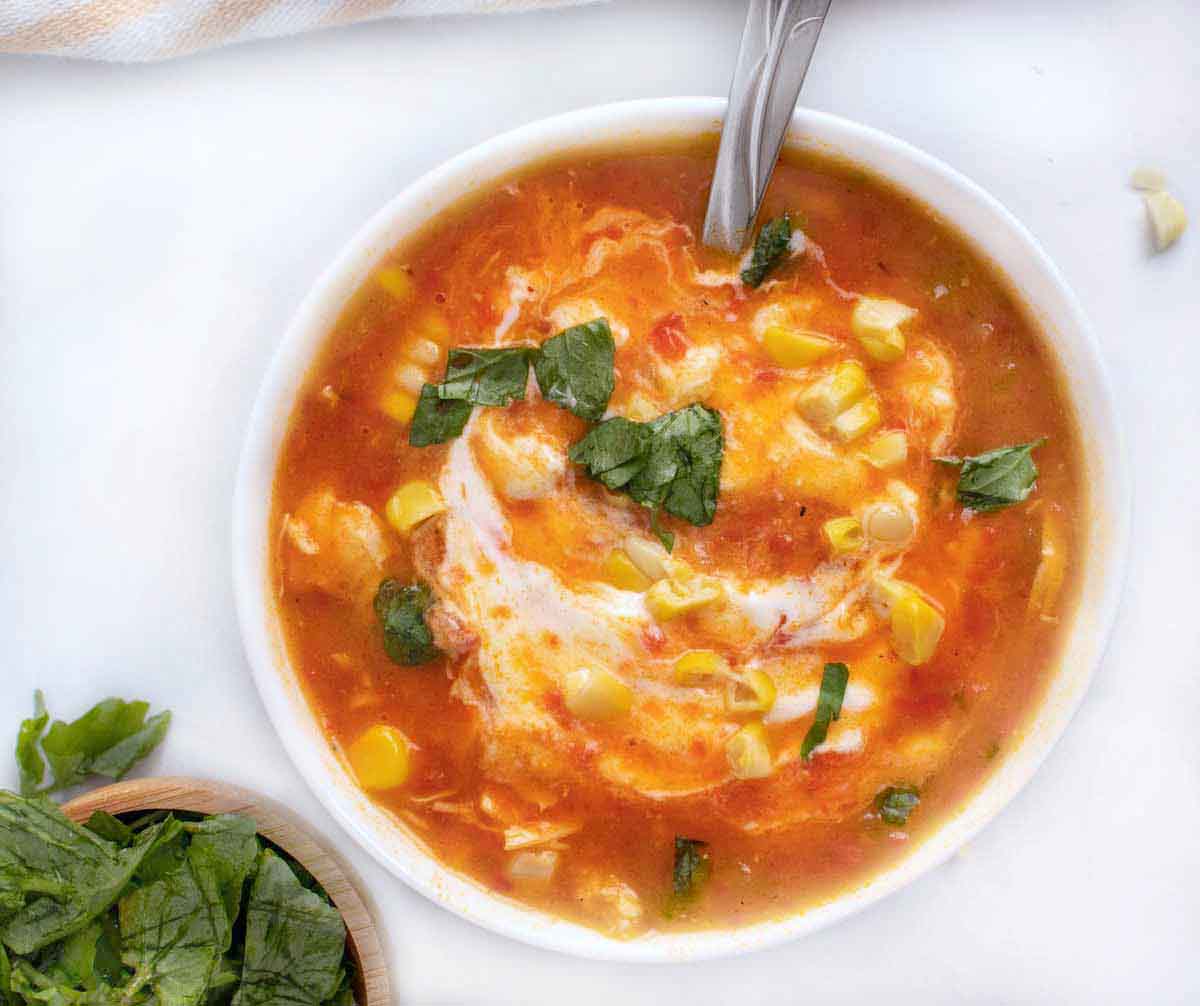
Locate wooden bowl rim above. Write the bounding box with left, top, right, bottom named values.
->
left=62, top=776, right=391, bottom=1006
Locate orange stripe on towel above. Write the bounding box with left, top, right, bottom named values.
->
left=0, top=0, right=163, bottom=53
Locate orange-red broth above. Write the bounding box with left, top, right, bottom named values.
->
left=271, top=141, right=1082, bottom=936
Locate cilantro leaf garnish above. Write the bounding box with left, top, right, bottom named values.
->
left=741, top=215, right=792, bottom=287
left=532, top=318, right=615, bottom=421
left=937, top=438, right=1046, bottom=512
left=568, top=403, right=723, bottom=549
left=374, top=580, right=441, bottom=666
left=800, top=662, right=850, bottom=760
left=437, top=347, right=532, bottom=407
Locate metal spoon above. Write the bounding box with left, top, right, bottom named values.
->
left=703, top=0, right=833, bottom=254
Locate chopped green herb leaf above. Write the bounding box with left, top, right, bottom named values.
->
left=567, top=417, right=652, bottom=490
left=85, top=810, right=135, bottom=847
left=800, top=662, right=850, bottom=760
left=648, top=510, right=675, bottom=553
left=741, top=215, right=792, bottom=287
left=119, top=850, right=228, bottom=1006
left=231, top=850, right=347, bottom=1006
left=664, top=837, right=710, bottom=918
left=373, top=580, right=440, bottom=666
left=33, top=698, right=170, bottom=795
left=437, top=347, right=532, bottom=407
left=568, top=403, right=723, bottom=548
left=875, top=786, right=920, bottom=826
left=409, top=384, right=473, bottom=447
left=938, top=439, right=1046, bottom=512
left=532, top=318, right=615, bottom=421
left=15, top=693, right=48, bottom=798
left=186, top=816, right=260, bottom=929
left=672, top=837, right=710, bottom=897
left=0, top=792, right=173, bottom=954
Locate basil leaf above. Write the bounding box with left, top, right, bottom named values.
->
left=186, top=816, right=260, bottom=930
left=408, top=384, right=472, bottom=447
left=15, top=692, right=48, bottom=797
left=567, top=417, right=649, bottom=487
left=568, top=404, right=724, bottom=546
left=671, top=837, right=710, bottom=897
left=740, top=215, right=792, bottom=288
left=119, top=854, right=226, bottom=1006
left=60, top=920, right=108, bottom=986
left=532, top=319, right=615, bottom=421
left=88, top=712, right=171, bottom=784
left=437, top=347, right=531, bottom=407
left=637, top=404, right=723, bottom=526
left=373, top=580, right=440, bottom=666
left=232, top=850, right=346, bottom=1006
left=85, top=811, right=135, bottom=847
left=38, top=699, right=170, bottom=794
left=567, top=417, right=653, bottom=491
left=800, top=662, right=850, bottom=761
left=0, top=792, right=174, bottom=954
left=941, top=438, right=1046, bottom=512
left=876, top=786, right=920, bottom=825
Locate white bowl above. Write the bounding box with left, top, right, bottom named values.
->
left=233, top=97, right=1130, bottom=962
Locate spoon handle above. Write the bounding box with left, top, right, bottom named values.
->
left=703, top=0, right=833, bottom=254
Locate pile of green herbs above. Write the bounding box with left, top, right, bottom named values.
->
left=2, top=694, right=355, bottom=1006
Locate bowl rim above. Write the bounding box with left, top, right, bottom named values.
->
left=232, top=96, right=1131, bottom=963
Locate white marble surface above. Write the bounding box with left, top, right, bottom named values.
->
left=1, top=1, right=1197, bottom=1002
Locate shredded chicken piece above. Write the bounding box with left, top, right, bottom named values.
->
left=426, top=600, right=478, bottom=657
left=283, top=489, right=391, bottom=603
left=503, top=820, right=581, bottom=851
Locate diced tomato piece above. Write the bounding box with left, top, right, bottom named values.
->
left=650, top=313, right=688, bottom=359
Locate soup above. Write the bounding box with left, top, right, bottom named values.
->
left=270, top=140, right=1082, bottom=937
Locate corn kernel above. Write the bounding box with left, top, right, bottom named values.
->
left=725, top=669, right=777, bottom=714
left=376, top=266, right=413, bottom=302
left=564, top=667, right=632, bottom=722
left=795, top=361, right=869, bottom=426
left=861, top=430, right=908, bottom=469
left=623, top=537, right=669, bottom=581
left=394, top=363, right=426, bottom=395
left=762, top=326, right=836, bottom=368
left=645, top=573, right=724, bottom=622
left=830, top=397, right=882, bottom=442
left=1144, top=190, right=1188, bottom=251
left=380, top=389, right=417, bottom=424
left=385, top=481, right=445, bottom=534
left=673, top=649, right=729, bottom=685
left=852, top=297, right=915, bottom=364
left=882, top=581, right=945, bottom=665
left=863, top=502, right=914, bottom=544
left=347, top=724, right=411, bottom=790
left=604, top=550, right=653, bottom=592
left=1029, top=510, right=1067, bottom=615
left=726, top=722, right=772, bottom=779
left=408, top=338, right=441, bottom=367
left=416, top=309, right=451, bottom=346
left=822, top=516, right=865, bottom=555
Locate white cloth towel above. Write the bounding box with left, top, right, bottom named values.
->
left=0, top=0, right=598, bottom=62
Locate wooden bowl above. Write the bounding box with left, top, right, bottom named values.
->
left=63, top=777, right=390, bottom=1006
